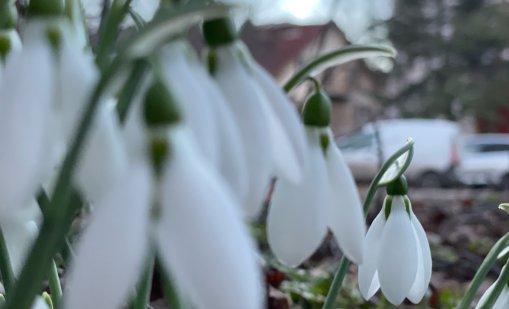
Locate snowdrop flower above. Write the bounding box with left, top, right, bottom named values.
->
left=476, top=274, right=509, bottom=309
left=64, top=79, right=263, bottom=309
left=267, top=86, right=365, bottom=266
left=358, top=176, right=432, bottom=305
left=172, top=41, right=249, bottom=206
left=203, top=18, right=307, bottom=217
left=0, top=21, right=54, bottom=219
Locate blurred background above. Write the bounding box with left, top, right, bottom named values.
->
left=229, top=0, right=509, bottom=308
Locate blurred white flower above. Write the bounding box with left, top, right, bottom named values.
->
left=1, top=200, right=42, bottom=275
left=267, top=127, right=365, bottom=266
left=476, top=276, right=509, bottom=309
left=64, top=84, right=263, bottom=309
left=358, top=194, right=432, bottom=305
left=210, top=41, right=307, bottom=217
left=0, top=25, right=54, bottom=219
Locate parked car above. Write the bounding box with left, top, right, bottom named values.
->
left=455, top=134, right=509, bottom=189
left=336, top=119, right=460, bottom=187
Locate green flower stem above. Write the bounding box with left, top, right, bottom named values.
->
left=457, top=232, right=509, bottom=309
left=95, top=0, right=132, bottom=71
left=283, top=45, right=396, bottom=93
left=117, top=59, right=148, bottom=123
left=322, top=141, right=414, bottom=309
left=479, top=257, right=509, bottom=308
left=130, top=256, right=154, bottom=309
left=48, top=261, right=62, bottom=308
left=0, top=228, right=14, bottom=295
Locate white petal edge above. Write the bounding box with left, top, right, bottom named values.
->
left=161, top=42, right=219, bottom=166
left=248, top=56, right=307, bottom=183
left=156, top=126, right=264, bottom=309
left=75, top=101, right=129, bottom=203
left=325, top=130, right=365, bottom=264
left=0, top=38, right=53, bottom=217
left=214, top=45, right=273, bottom=218
left=267, top=127, right=329, bottom=266
left=407, top=208, right=432, bottom=303
left=64, top=160, right=153, bottom=309
left=187, top=57, right=249, bottom=203
left=377, top=195, right=418, bottom=305
left=358, top=201, right=386, bottom=300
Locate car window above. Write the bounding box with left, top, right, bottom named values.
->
left=464, top=141, right=509, bottom=153
left=337, top=132, right=374, bottom=150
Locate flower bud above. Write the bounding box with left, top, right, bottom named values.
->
left=302, top=89, right=331, bottom=127
left=202, top=18, right=238, bottom=47
left=386, top=175, right=408, bottom=195
left=142, top=80, right=181, bottom=128
left=28, top=0, right=64, bottom=17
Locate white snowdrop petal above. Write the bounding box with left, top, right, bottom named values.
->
left=407, top=227, right=426, bottom=304
left=326, top=131, right=365, bottom=264
left=0, top=40, right=53, bottom=217
left=57, top=40, right=98, bottom=143
left=1, top=200, right=41, bottom=275
left=267, top=127, right=328, bottom=266
left=161, top=42, right=219, bottom=165
left=156, top=127, right=263, bottom=309
left=476, top=282, right=495, bottom=309
left=75, top=102, right=129, bottom=203
left=64, top=161, right=153, bottom=309
left=411, top=212, right=432, bottom=285
left=187, top=61, right=248, bottom=202
left=214, top=45, right=273, bottom=217
left=358, top=203, right=386, bottom=300
left=249, top=59, right=307, bottom=183
left=377, top=196, right=418, bottom=305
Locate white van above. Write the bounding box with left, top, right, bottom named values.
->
left=336, top=119, right=460, bottom=187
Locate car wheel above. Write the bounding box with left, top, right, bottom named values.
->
left=418, top=171, right=443, bottom=188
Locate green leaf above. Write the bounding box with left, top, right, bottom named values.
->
left=377, top=138, right=414, bottom=186
left=284, top=45, right=396, bottom=92
left=122, top=3, right=233, bottom=60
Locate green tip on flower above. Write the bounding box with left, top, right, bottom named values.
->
left=202, top=17, right=237, bottom=47
left=207, top=49, right=218, bottom=75
left=46, top=26, right=62, bottom=49
left=143, top=80, right=182, bottom=127
left=302, top=88, right=332, bottom=127
left=0, top=2, right=17, bottom=29
left=149, top=134, right=170, bottom=179
left=28, top=0, right=64, bottom=17
left=42, top=291, right=54, bottom=309
left=0, top=36, right=10, bottom=60
left=386, top=175, right=408, bottom=195
left=320, top=132, right=329, bottom=154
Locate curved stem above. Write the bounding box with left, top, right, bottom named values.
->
left=283, top=45, right=396, bottom=93
left=479, top=257, right=509, bottom=308
left=322, top=141, right=414, bottom=309
left=457, top=232, right=509, bottom=309
left=0, top=228, right=14, bottom=295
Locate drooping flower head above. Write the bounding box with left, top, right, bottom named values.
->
left=64, top=74, right=264, bottom=309
left=267, top=81, right=365, bottom=266
left=358, top=175, right=432, bottom=305
left=203, top=17, right=308, bottom=218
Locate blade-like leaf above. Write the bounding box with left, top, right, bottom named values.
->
left=284, top=45, right=396, bottom=92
